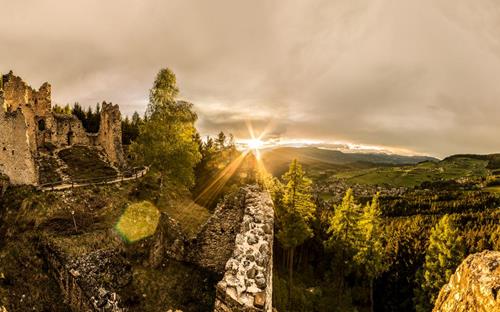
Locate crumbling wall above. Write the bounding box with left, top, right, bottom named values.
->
left=187, top=189, right=247, bottom=274
left=1, top=71, right=48, bottom=152
left=213, top=186, right=274, bottom=312
left=41, top=237, right=129, bottom=312
left=98, top=102, right=124, bottom=166
left=44, top=114, right=89, bottom=147
left=0, top=72, right=126, bottom=185
left=148, top=213, right=187, bottom=267
left=0, top=109, right=38, bottom=185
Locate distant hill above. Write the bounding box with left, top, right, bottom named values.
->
left=443, top=153, right=500, bottom=170
left=259, top=146, right=437, bottom=176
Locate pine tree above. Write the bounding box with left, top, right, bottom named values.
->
left=415, top=215, right=465, bottom=312
left=355, top=193, right=388, bottom=312
left=275, top=159, right=316, bottom=310
left=324, top=188, right=363, bottom=297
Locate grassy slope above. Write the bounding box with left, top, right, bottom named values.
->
left=0, top=178, right=214, bottom=311
left=260, top=146, right=437, bottom=177
left=335, top=158, right=490, bottom=187
left=58, top=146, right=117, bottom=180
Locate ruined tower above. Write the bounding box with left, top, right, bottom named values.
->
left=0, top=72, right=39, bottom=185
left=0, top=72, right=125, bottom=185
left=98, top=102, right=125, bottom=167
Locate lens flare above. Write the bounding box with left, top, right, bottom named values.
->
left=115, top=201, right=160, bottom=243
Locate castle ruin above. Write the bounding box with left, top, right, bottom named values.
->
left=0, top=71, right=124, bottom=185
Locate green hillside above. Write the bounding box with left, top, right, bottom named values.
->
left=260, top=146, right=437, bottom=177
left=335, top=157, right=490, bottom=187
left=261, top=147, right=500, bottom=188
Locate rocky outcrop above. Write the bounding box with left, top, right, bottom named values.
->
left=433, top=250, right=500, bottom=312
left=213, top=186, right=274, bottom=312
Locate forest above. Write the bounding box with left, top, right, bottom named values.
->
left=268, top=158, right=499, bottom=312
left=49, top=68, right=499, bottom=312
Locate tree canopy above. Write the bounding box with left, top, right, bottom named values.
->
left=130, top=68, right=201, bottom=188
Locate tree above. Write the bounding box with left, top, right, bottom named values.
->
left=72, top=102, right=86, bottom=124
left=122, top=111, right=142, bottom=145
left=354, top=193, right=388, bottom=312
left=130, top=68, right=201, bottom=188
left=324, top=188, right=363, bottom=296
left=215, top=131, right=226, bottom=149
left=275, top=159, right=316, bottom=310
left=414, top=215, right=465, bottom=312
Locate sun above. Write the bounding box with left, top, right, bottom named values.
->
left=247, top=138, right=264, bottom=150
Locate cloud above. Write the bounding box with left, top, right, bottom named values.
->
left=2, top=0, right=500, bottom=157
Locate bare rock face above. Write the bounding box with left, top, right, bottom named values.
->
left=433, top=250, right=500, bottom=312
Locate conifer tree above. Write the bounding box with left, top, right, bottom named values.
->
left=326, top=189, right=363, bottom=274
left=355, top=193, right=388, bottom=312
left=414, top=215, right=465, bottom=312
left=275, top=159, right=316, bottom=310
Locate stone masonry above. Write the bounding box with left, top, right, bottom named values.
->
left=0, top=71, right=125, bottom=185
left=41, top=235, right=130, bottom=312
left=213, top=186, right=274, bottom=312
left=151, top=185, right=275, bottom=312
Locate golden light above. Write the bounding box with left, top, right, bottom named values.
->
left=192, top=121, right=275, bottom=209
left=247, top=138, right=264, bottom=150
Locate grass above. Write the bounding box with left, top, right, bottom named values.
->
left=58, top=146, right=117, bottom=180
left=115, top=201, right=161, bottom=243
left=126, top=262, right=216, bottom=312
left=37, top=155, right=63, bottom=184
left=330, top=158, right=490, bottom=187
left=45, top=230, right=121, bottom=257
left=158, top=198, right=211, bottom=238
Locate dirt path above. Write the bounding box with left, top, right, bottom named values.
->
left=39, top=167, right=149, bottom=192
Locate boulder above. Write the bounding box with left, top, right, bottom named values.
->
left=433, top=250, right=500, bottom=312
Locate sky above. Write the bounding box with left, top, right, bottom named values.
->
left=1, top=0, right=500, bottom=158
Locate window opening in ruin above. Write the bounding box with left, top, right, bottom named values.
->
left=67, top=131, right=74, bottom=145
left=38, top=119, right=46, bottom=131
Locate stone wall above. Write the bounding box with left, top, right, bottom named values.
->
left=0, top=72, right=125, bottom=185
left=0, top=109, right=38, bottom=185
left=149, top=186, right=275, bottom=312
left=433, top=250, right=500, bottom=312
left=212, top=186, right=274, bottom=312
left=98, top=102, right=125, bottom=166
left=41, top=237, right=129, bottom=312
left=148, top=213, right=187, bottom=267
left=187, top=189, right=247, bottom=274
left=43, top=114, right=89, bottom=147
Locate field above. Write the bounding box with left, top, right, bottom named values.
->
left=484, top=186, right=500, bottom=194
left=333, top=158, right=490, bottom=187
